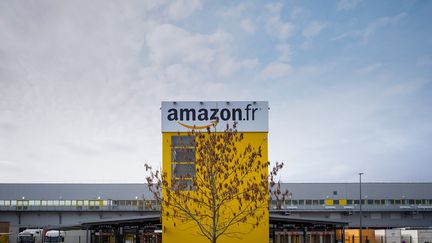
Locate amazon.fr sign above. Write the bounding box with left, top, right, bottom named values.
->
left=161, top=101, right=268, bottom=132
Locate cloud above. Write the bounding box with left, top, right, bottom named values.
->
left=240, top=19, right=255, bottom=34
left=276, top=43, right=291, bottom=62
left=146, top=24, right=226, bottom=66
left=290, top=7, right=308, bottom=19
left=145, top=24, right=257, bottom=76
left=0, top=159, right=22, bottom=171
left=166, top=0, right=202, bottom=19
left=222, top=2, right=253, bottom=17
left=0, top=1, right=261, bottom=182
left=302, top=21, right=327, bottom=39
left=335, top=13, right=406, bottom=42
left=356, top=63, right=382, bottom=74
left=265, top=2, right=283, bottom=14
left=263, top=2, right=295, bottom=77
left=337, top=0, right=362, bottom=11
left=260, top=62, right=293, bottom=79
left=266, top=16, right=295, bottom=41
left=383, top=79, right=430, bottom=97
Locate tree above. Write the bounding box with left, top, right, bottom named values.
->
left=145, top=124, right=288, bottom=243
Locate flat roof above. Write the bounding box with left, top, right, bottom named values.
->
left=270, top=214, right=348, bottom=226
left=81, top=214, right=161, bottom=227
left=52, top=213, right=346, bottom=229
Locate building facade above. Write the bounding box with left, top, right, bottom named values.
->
left=1, top=182, right=431, bottom=242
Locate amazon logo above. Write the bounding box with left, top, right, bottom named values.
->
left=167, top=104, right=258, bottom=121
left=162, top=101, right=268, bottom=132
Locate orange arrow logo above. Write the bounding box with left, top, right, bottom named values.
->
left=177, top=120, right=219, bottom=130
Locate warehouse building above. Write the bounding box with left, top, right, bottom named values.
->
left=0, top=182, right=431, bottom=242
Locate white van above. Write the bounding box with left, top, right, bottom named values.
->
left=17, top=229, right=43, bottom=243
left=44, top=230, right=65, bottom=243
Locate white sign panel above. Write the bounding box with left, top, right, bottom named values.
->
left=161, top=101, right=268, bottom=132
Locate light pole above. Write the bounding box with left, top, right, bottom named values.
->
left=359, top=172, right=364, bottom=243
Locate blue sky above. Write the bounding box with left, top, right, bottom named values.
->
left=0, top=0, right=431, bottom=182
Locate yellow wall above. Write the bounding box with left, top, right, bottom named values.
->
left=341, top=229, right=376, bottom=243
left=0, top=222, right=9, bottom=243
left=325, top=199, right=333, bottom=205
left=162, top=132, right=268, bottom=243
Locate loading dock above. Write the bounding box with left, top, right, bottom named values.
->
left=270, top=214, right=348, bottom=243
left=51, top=213, right=347, bottom=243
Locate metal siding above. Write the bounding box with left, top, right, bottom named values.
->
left=1, top=183, right=431, bottom=200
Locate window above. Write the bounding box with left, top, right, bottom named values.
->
left=173, top=179, right=195, bottom=190
left=172, top=148, right=196, bottom=162
left=171, top=136, right=196, bottom=190
left=319, top=200, right=324, bottom=205
left=306, top=200, right=312, bottom=205
left=172, top=163, right=196, bottom=177
left=333, top=200, right=339, bottom=205
left=172, top=136, right=196, bottom=147
left=374, top=200, right=381, bottom=205
left=367, top=200, right=373, bottom=205
left=347, top=200, right=353, bottom=205
left=312, top=200, right=319, bottom=205
left=298, top=200, right=305, bottom=205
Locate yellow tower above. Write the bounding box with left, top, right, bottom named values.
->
left=161, top=101, right=269, bottom=243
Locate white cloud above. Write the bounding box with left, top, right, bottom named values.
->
left=240, top=19, right=255, bottom=34
left=167, top=0, right=202, bottom=19
left=335, top=13, right=406, bottom=42
left=265, top=2, right=283, bottom=14
left=217, top=58, right=259, bottom=77
left=302, top=21, right=327, bottom=39
left=146, top=24, right=222, bottom=66
left=260, top=62, right=293, bottom=79
left=383, top=79, right=430, bottom=97
left=290, top=7, right=308, bottom=19
left=145, top=24, right=257, bottom=76
left=222, top=2, right=253, bottom=17
left=276, top=43, right=291, bottom=62
left=0, top=1, right=261, bottom=182
left=266, top=16, right=295, bottom=41
left=263, top=2, right=295, bottom=77
left=337, top=0, right=362, bottom=11
left=356, top=63, right=382, bottom=74
left=264, top=2, right=295, bottom=41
